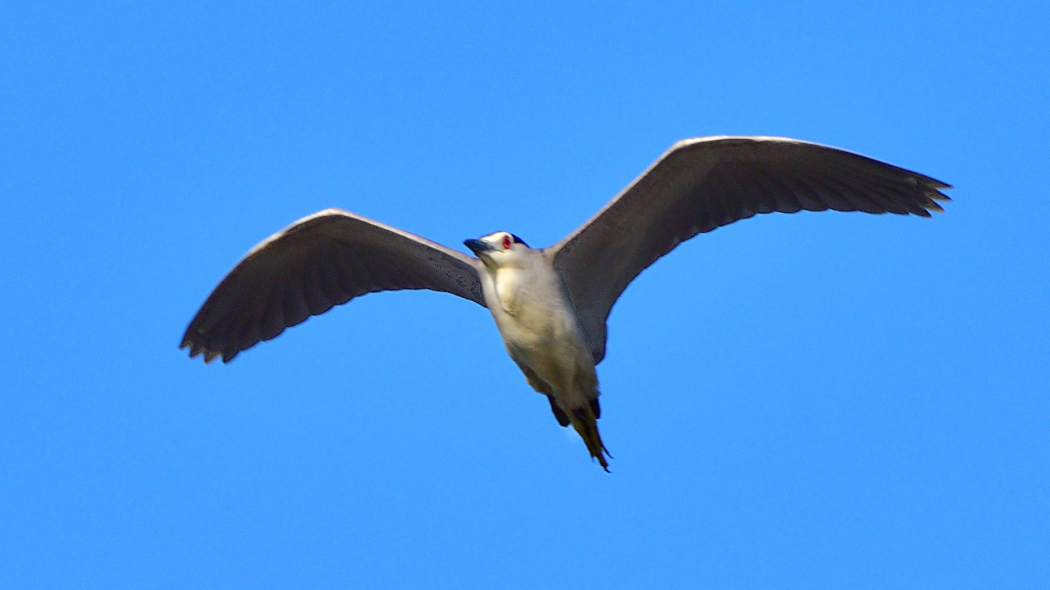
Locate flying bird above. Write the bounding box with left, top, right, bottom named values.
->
left=181, top=136, right=951, bottom=470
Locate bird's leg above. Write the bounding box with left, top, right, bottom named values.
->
left=515, top=361, right=570, bottom=427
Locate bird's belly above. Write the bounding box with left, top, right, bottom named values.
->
left=495, top=303, right=592, bottom=382
left=482, top=264, right=595, bottom=391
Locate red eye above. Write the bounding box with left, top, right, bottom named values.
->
left=502, top=235, right=512, bottom=249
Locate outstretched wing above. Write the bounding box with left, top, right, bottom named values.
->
left=182, top=208, right=485, bottom=363
left=547, top=136, right=951, bottom=364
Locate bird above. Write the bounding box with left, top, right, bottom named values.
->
left=181, top=135, right=951, bottom=470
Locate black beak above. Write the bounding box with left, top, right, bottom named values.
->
left=464, top=239, right=493, bottom=256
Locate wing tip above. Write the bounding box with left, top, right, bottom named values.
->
left=923, top=182, right=952, bottom=214
left=179, top=334, right=200, bottom=358
left=181, top=331, right=236, bottom=365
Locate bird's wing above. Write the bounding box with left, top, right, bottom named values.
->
left=182, top=208, right=486, bottom=363
left=547, top=136, right=951, bottom=364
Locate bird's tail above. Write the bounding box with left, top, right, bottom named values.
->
left=570, top=406, right=611, bottom=472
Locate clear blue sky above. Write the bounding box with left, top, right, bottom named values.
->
left=2, top=1, right=1047, bottom=588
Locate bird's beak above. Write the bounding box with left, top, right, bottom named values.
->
left=464, top=239, right=494, bottom=257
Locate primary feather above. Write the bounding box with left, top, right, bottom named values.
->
left=181, top=209, right=485, bottom=363
left=547, top=136, right=950, bottom=364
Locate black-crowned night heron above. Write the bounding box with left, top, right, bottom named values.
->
left=182, top=136, right=951, bottom=470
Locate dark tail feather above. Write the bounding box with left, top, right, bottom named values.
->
left=571, top=406, right=611, bottom=472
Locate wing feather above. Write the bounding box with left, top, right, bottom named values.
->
left=548, top=136, right=951, bottom=364
left=182, top=208, right=485, bottom=363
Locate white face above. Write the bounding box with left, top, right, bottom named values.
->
left=465, top=231, right=530, bottom=269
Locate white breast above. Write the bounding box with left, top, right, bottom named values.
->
left=485, top=257, right=592, bottom=371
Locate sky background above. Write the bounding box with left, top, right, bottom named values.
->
left=2, top=1, right=1048, bottom=588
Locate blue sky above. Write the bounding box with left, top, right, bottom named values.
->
left=1, top=1, right=1048, bottom=588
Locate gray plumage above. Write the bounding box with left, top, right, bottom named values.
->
left=182, top=135, right=950, bottom=469
left=548, top=136, right=950, bottom=365
left=181, top=210, right=485, bottom=364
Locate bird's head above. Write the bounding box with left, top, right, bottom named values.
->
left=464, top=231, right=531, bottom=270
